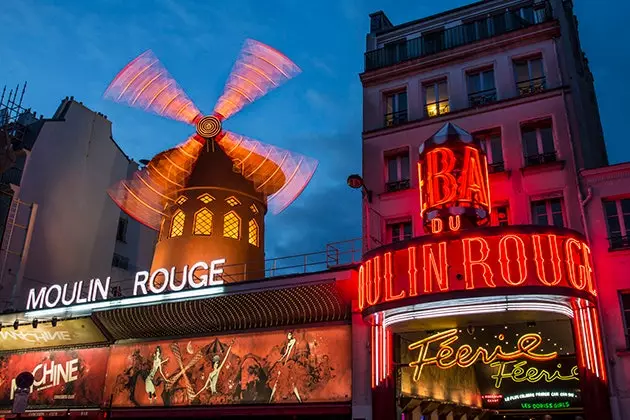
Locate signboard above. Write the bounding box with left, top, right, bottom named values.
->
left=398, top=326, right=581, bottom=410
left=359, top=227, right=595, bottom=312
left=103, top=325, right=352, bottom=407
left=0, top=347, right=109, bottom=408
left=0, top=318, right=106, bottom=352
left=25, top=258, right=226, bottom=311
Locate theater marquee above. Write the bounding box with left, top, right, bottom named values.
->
left=359, top=226, right=595, bottom=312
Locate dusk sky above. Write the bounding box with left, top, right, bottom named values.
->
left=1, top=0, right=629, bottom=259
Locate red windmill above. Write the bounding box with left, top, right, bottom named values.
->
left=105, top=40, right=317, bottom=279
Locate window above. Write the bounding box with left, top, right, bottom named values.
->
left=467, top=69, right=496, bottom=107
left=116, top=217, right=128, bottom=243
left=250, top=203, right=259, bottom=214
left=384, top=91, right=408, bottom=127
left=491, top=206, right=510, bottom=227
left=521, top=119, right=556, bottom=166
left=387, top=220, right=412, bottom=243
left=515, top=4, right=549, bottom=25
left=112, top=253, right=129, bottom=270
left=223, top=211, right=241, bottom=239
left=603, top=199, right=630, bottom=250
left=474, top=130, right=503, bottom=172
left=531, top=198, right=565, bottom=227
left=176, top=196, right=187, bottom=205
left=424, top=80, right=449, bottom=117
left=619, top=292, right=630, bottom=347
left=226, top=196, right=241, bottom=207
left=384, top=39, right=408, bottom=64
left=193, top=208, right=213, bottom=236
left=170, top=210, right=185, bottom=237
left=514, top=56, right=545, bottom=96
left=248, top=219, right=259, bottom=247
left=198, top=193, right=214, bottom=204
left=385, top=150, right=410, bottom=192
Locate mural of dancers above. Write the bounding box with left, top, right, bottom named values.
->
left=103, top=326, right=352, bottom=407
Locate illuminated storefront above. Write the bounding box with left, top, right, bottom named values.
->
left=362, top=123, right=610, bottom=419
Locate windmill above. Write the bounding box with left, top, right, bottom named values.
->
left=105, top=40, right=317, bottom=280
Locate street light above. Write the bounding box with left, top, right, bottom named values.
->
left=346, top=174, right=372, bottom=202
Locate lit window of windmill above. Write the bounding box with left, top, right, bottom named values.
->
left=198, top=193, right=214, bottom=204
left=248, top=219, right=259, bottom=246
left=250, top=203, right=259, bottom=214
left=194, top=208, right=213, bottom=235
left=170, top=210, right=185, bottom=237
left=226, top=196, right=241, bottom=207
left=224, top=211, right=240, bottom=239
left=176, top=196, right=187, bottom=205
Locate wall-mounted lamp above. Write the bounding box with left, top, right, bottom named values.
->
left=13, top=320, right=19, bottom=330
left=32, top=319, right=38, bottom=329
left=347, top=174, right=372, bottom=202
left=51, top=317, right=58, bottom=327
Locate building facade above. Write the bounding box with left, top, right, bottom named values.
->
left=0, top=97, right=156, bottom=310
left=360, top=0, right=628, bottom=419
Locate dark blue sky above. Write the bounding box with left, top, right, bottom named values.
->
left=1, top=0, right=628, bottom=258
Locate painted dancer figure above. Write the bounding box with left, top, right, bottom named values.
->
left=145, top=346, right=168, bottom=403
left=194, top=346, right=232, bottom=397
left=269, top=332, right=304, bottom=403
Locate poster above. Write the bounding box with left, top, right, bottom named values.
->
left=0, top=318, right=107, bottom=352
left=0, top=347, right=109, bottom=408
left=103, top=325, right=352, bottom=407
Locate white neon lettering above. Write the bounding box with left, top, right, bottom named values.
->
left=27, top=288, right=46, bottom=310
left=170, top=265, right=188, bottom=291
left=209, top=259, right=225, bottom=286
left=76, top=281, right=87, bottom=304
left=134, top=271, right=149, bottom=296
left=92, top=277, right=110, bottom=301
left=45, top=285, right=62, bottom=308
left=149, top=268, right=169, bottom=294
left=189, top=261, right=209, bottom=288
left=61, top=283, right=77, bottom=306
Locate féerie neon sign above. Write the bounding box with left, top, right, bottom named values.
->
left=408, top=329, right=557, bottom=382
left=26, top=258, right=225, bottom=310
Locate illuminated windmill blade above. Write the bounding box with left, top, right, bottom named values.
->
left=104, top=50, right=201, bottom=125
left=214, top=39, right=301, bottom=120
left=108, top=136, right=204, bottom=230
left=220, top=131, right=318, bottom=214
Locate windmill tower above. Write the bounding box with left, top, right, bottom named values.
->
left=104, top=40, right=317, bottom=281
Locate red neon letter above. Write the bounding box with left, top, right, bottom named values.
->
left=448, top=215, right=461, bottom=231
left=565, top=238, right=587, bottom=290
left=582, top=244, right=596, bottom=296
left=459, top=146, right=489, bottom=207
left=498, top=235, right=527, bottom=286
left=423, top=242, right=449, bottom=293
left=358, top=264, right=365, bottom=310
left=426, top=148, right=457, bottom=207
left=408, top=246, right=419, bottom=297
left=462, top=237, right=495, bottom=289
left=532, top=234, right=562, bottom=286
left=384, top=252, right=405, bottom=301
left=431, top=218, right=443, bottom=234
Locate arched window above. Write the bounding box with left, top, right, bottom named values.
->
left=170, top=210, right=185, bottom=237
left=194, top=208, right=213, bottom=235
left=176, top=196, right=188, bottom=205
left=248, top=219, right=259, bottom=247
left=197, top=193, right=214, bottom=204
left=250, top=203, right=259, bottom=214
left=223, top=211, right=241, bottom=239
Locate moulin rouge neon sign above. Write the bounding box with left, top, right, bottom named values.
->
left=358, top=228, right=595, bottom=311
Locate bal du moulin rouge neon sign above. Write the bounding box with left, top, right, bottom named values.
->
left=358, top=124, right=596, bottom=311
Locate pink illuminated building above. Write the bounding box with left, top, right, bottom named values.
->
left=359, top=0, right=630, bottom=418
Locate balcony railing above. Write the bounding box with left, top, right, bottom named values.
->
left=468, top=88, right=498, bottom=107
left=517, top=76, right=547, bottom=96
left=488, top=161, right=505, bottom=173
left=426, top=100, right=450, bottom=118
left=609, top=235, right=630, bottom=251
left=525, top=151, right=557, bottom=166
left=365, top=1, right=553, bottom=71
left=385, top=179, right=410, bottom=193
left=384, top=110, right=408, bottom=127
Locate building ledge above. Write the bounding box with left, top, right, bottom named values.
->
left=363, top=86, right=567, bottom=139
left=489, top=169, right=512, bottom=180
left=520, top=160, right=566, bottom=176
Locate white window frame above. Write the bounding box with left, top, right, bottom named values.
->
left=521, top=120, right=556, bottom=158
left=385, top=91, right=407, bottom=114
left=531, top=198, right=565, bottom=227
left=514, top=56, right=544, bottom=83
left=467, top=68, right=495, bottom=95
left=423, top=80, right=449, bottom=117
left=386, top=220, right=412, bottom=243
left=603, top=199, right=630, bottom=237
left=385, top=150, right=410, bottom=184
